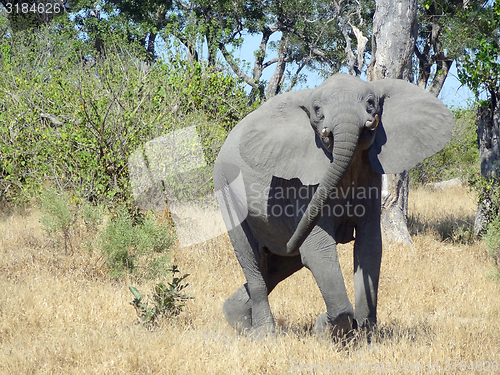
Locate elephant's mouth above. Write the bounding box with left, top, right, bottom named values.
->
left=320, top=127, right=333, bottom=153
left=365, top=114, right=379, bottom=130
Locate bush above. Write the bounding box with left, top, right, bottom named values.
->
left=0, top=23, right=254, bottom=208
left=100, top=209, right=176, bottom=279
left=39, top=187, right=76, bottom=254
left=129, top=265, right=194, bottom=329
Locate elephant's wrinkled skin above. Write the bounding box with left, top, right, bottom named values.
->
left=213, top=74, right=455, bottom=338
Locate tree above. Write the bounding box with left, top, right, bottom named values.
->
left=106, top=0, right=173, bottom=60
left=414, top=0, right=457, bottom=95
left=367, top=0, right=417, bottom=245
left=167, top=0, right=372, bottom=100
left=452, top=0, right=500, bottom=234
left=65, top=0, right=373, bottom=101
left=366, top=0, right=479, bottom=244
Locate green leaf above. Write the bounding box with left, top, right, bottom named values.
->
left=129, top=286, right=142, bottom=300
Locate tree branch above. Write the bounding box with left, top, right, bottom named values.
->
left=351, top=24, right=368, bottom=76
left=333, top=1, right=358, bottom=76
left=262, top=58, right=279, bottom=69
left=253, top=28, right=274, bottom=81
left=265, top=35, right=289, bottom=99
left=219, top=43, right=259, bottom=90
left=287, top=56, right=312, bottom=91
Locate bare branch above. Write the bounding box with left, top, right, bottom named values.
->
left=38, top=111, right=64, bottom=127
left=286, top=56, right=312, bottom=91
left=351, top=24, right=368, bottom=75
left=427, top=58, right=452, bottom=97
left=219, top=43, right=259, bottom=90
left=333, top=1, right=359, bottom=76
left=262, top=58, right=279, bottom=69
left=253, top=28, right=274, bottom=81
left=266, top=35, right=289, bottom=99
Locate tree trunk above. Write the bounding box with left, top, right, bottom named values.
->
left=265, top=35, right=289, bottom=99
left=474, top=92, right=500, bottom=236
left=368, top=0, right=418, bottom=245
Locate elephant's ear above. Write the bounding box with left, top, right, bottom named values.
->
left=239, top=90, right=331, bottom=185
left=368, top=79, right=455, bottom=174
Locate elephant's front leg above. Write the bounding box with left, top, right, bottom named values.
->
left=353, top=217, right=382, bottom=330
left=300, top=220, right=354, bottom=337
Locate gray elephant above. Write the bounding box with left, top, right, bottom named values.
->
left=213, top=73, right=454, bottom=338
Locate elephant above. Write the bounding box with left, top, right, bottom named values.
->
left=212, top=73, right=455, bottom=338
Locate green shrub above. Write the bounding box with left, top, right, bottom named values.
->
left=81, top=199, right=104, bottom=234
left=0, top=23, right=254, bottom=208
left=39, top=187, right=75, bottom=254
left=100, top=210, right=138, bottom=276
left=38, top=186, right=106, bottom=253
left=100, top=209, right=176, bottom=279
left=137, top=214, right=176, bottom=254
left=129, top=265, right=194, bottom=329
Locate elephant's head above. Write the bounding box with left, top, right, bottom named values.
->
left=283, top=74, right=455, bottom=253
left=305, top=75, right=381, bottom=156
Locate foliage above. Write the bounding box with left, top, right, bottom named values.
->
left=459, top=39, right=500, bottom=100
left=0, top=23, right=251, bottom=207
left=62, top=0, right=374, bottom=99
left=449, top=0, right=500, bottom=99
left=38, top=185, right=106, bottom=254
left=39, top=187, right=76, bottom=253
left=36, top=184, right=174, bottom=278
left=129, top=265, right=194, bottom=329
left=410, top=107, right=479, bottom=184
left=99, top=209, right=176, bottom=279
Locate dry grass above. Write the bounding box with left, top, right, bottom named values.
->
left=408, top=185, right=477, bottom=243
left=1, top=186, right=500, bottom=374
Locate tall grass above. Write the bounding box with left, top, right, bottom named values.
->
left=1, top=186, right=499, bottom=374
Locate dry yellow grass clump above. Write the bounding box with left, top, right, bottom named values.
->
left=1, top=185, right=500, bottom=374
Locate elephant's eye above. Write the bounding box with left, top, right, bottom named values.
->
left=313, top=105, right=323, bottom=119
left=366, top=97, right=376, bottom=114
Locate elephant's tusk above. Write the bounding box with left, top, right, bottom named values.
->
left=321, top=127, right=331, bottom=137
left=365, top=114, right=379, bottom=130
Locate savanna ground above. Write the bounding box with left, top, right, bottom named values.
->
left=1, top=185, right=500, bottom=374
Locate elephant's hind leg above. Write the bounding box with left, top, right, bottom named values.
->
left=223, top=284, right=252, bottom=333
left=223, top=221, right=274, bottom=338
left=224, top=256, right=304, bottom=334
left=223, top=225, right=303, bottom=336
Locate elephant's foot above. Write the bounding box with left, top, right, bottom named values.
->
left=354, top=316, right=377, bottom=331
left=223, top=285, right=252, bottom=333
left=313, top=312, right=354, bottom=339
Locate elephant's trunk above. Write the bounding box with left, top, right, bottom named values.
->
left=286, top=121, right=360, bottom=254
